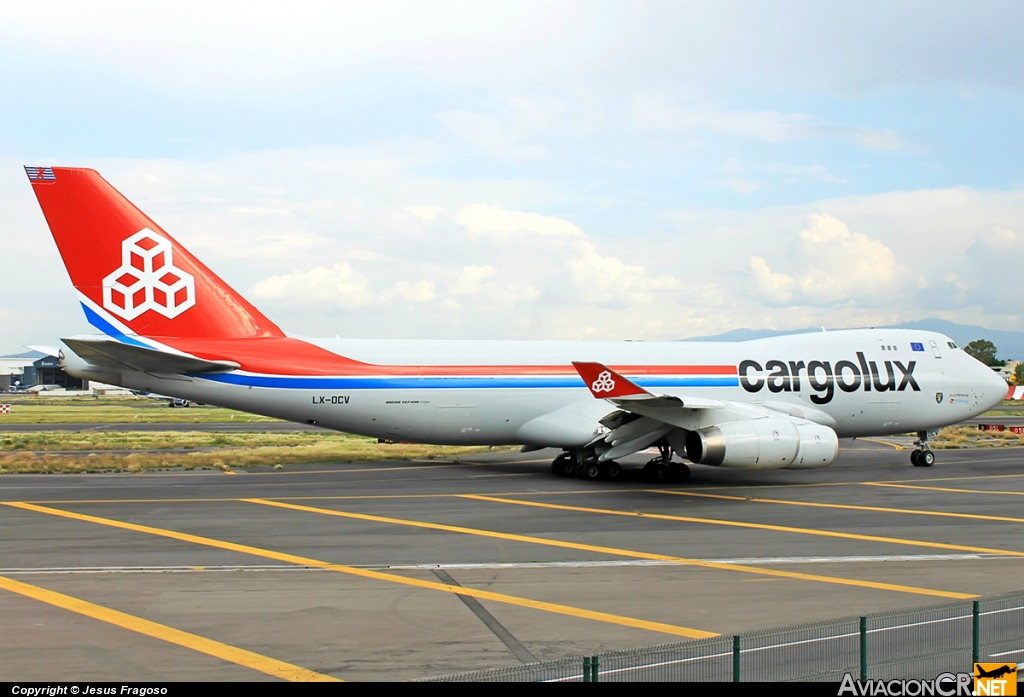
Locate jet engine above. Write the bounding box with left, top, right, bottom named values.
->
left=682, top=418, right=838, bottom=470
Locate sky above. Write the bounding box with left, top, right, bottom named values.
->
left=2, top=1, right=1024, bottom=353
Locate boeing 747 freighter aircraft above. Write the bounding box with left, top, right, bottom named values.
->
left=24, top=166, right=1010, bottom=481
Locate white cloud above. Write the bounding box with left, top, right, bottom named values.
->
left=403, top=205, right=444, bottom=220
left=631, top=97, right=906, bottom=151
left=712, top=178, right=763, bottom=194
left=568, top=241, right=682, bottom=306
left=631, top=99, right=818, bottom=141
left=249, top=263, right=374, bottom=308
left=750, top=256, right=797, bottom=304
left=3, top=2, right=1024, bottom=95
left=452, top=203, right=684, bottom=309
left=975, top=226, right=1018, bottom=252
left=930, top=225, right=1024, bottom=309
left=748, top=214, right=906, bottom=306
left=436, top=110, right=547, bottom=158
left=457, top=204, right=584, bottom=239
left=379, top=280, right=436, bottom=304
left=449, top=265, right=496, bottom=296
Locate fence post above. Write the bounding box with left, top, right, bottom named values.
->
left=733, top=635, right=741, bottom=682
left=972, top=600, right=980, bottom=665
left=592, top=655, right=599, bottom=683
left=860, top=616, right=868, bottom=681
left=583, top=656, right=591, bottom=683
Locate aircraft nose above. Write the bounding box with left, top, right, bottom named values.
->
left=977, top=363, right=1010, bottom=410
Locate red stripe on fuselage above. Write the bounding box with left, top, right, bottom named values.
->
left=155, top=336, right=737, bottom=377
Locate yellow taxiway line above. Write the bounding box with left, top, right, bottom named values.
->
left=461, top=493, right=1024, bottom=562
left=654, top=490, right=1024, bottom=524
left=1, top=501, right=714, bottom=640
left=863, top=482, right=1024, bottom=496
left=856, top=438, right=905, bottom=450
left=245, top=498, right=972, bottom=600
left=0, top=573, right=338, bottom=682
left=877, top=471, right=1024, bottom=484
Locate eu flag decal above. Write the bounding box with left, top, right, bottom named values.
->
left=25, top=166, right=56, bottom=181
left=911, top=342, right=924, bottom=352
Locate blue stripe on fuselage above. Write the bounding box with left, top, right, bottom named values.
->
left=194, top=373, right=740, bottom=390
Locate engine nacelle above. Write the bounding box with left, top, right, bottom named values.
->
left=784, top=422, right=839, bottom=469
left=684, top=419, right=838, bottom=470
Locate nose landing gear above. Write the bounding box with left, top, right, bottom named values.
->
left=910, top=430, right=936, bottom=467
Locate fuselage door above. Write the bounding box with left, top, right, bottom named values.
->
left=929, top=340, right=942, bottom=359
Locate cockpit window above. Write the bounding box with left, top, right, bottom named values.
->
left=947, top=341, right=958, bottom=349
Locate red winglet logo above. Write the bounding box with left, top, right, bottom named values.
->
left=572, top=361, right=650, bottom=399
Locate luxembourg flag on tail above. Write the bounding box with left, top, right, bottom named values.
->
left=25, top=166, right=56, bottom=182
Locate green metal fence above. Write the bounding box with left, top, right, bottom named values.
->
left=420, top=590, right=1024, bottom=682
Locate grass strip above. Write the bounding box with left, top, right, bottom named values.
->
left=0, top=431, right=503, bottom=474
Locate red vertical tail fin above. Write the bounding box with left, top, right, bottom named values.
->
left=26, top=166, right=284, bottom=341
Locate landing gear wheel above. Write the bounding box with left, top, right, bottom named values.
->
left=911, top=430, right=936, bottom=468
left=603, top=462, right=623, bottom=481
left=669, top=463, right=690, bottom=483
left=581, top=461, right=603, bottom=481
left=551, top=454, right=575, bottom=477
left=642, top=461, right=670, bottom=483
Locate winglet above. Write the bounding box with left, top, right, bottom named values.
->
left=572, top=361, right=650, bottom=399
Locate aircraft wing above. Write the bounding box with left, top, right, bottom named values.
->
left=572, top=361, right=839, bottom=466
left=572, top=361, right=729, bottom=460
left=62, top=337, right=240, bottom=375
left=573, top=361, right=723, bottom=425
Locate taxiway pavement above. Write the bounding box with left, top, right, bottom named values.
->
left=1, top=441, right=1022, bottom=681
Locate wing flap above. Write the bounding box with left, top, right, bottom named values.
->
left=62, top=337, right=240, bottom=375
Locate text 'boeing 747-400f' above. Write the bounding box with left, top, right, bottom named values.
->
left=24, top=166, right=1010, bottom=481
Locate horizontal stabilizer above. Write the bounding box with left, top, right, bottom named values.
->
left=26, top=344, right=61, bottom=357
left=62, top=337, right=240, bottom=375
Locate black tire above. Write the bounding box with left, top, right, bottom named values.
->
left=670, top=464, right=690, bottom=483
left=582, top=462, right=603, bottom=480
left=604, top=462, right=623, bottom=481
left=552, top=455, right=575, bottom=477
left=910, top=449, right=921, bottom=466
left=920, top=450, right=935, bottom=467
left=641, top=462, right=669, bottom=483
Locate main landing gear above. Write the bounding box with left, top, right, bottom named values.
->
left=550, top=450, right=623, bottom=481
left=641, top=441, right=690, bottom=483
left=910, top=430, right=935, bottom=467
left=552, top=441, right=690, bottom=483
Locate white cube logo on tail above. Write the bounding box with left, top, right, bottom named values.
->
left=592, top=371, right=616, bottom=393
left=101, top=229, right=195, bottom=320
